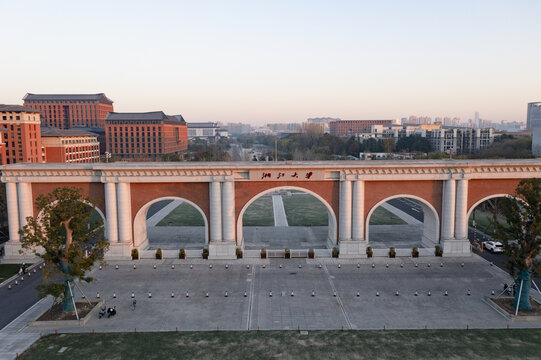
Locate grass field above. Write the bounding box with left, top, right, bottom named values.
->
left=20, top=329, right=541, bottom=360
left=369, top=207, right=407, bottom=225
left=0, top=264, right=25, bottom=283
left=468, top=209, right=507, bottom=237
left=157, top=202, right=205, bottom=226
left=282, top=193, right=328, bottom=226
left=242, top=195, right=274, bottom=226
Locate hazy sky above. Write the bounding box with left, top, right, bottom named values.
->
left=1, top=0, right=539, bottom=125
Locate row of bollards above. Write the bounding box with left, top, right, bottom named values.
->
left=6, top=266, right=42, bottom=290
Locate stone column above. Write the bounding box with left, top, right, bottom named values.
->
left=351, top=180, right=364, bottom=241
left=221, top=180, right=235, bottom=242
left=209, top=181, right=222, bottom=242
left=104, top=182, right=118, bottom=243
left=441, top=179, right=456, bottom=240
left=5, top=182, right=19, bottom=242
left=116, top=182, right=132, bottom=244
left=17, top=182, right=33, bottom=230
left=339, top=180, right=352, bottom=241
left=454, top=179, right=469, bottom=240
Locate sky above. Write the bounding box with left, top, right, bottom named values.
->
left=1, top=0, right=540, bottom=125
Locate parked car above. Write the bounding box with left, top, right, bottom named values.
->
left=484, top=241, right=503, bottom=253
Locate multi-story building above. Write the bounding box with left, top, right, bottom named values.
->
left=187, top=122, right=220, bottom=140
left=529, top=102, right=541, bottom=155
left=23, top=93, right=114, bottom=129
left=329, top=120, right=393, bottom=137
left=0, top=105, right=42, bottom=164
left=105, top=111, right=187, bottom=160
left=427, top=127, right=493, bottom=154
left=0, top=128, right=6, bottom=165
left=41, top=128, right=100, bottom=163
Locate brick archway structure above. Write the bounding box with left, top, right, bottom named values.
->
left=2, top=160, right=539, bottom=260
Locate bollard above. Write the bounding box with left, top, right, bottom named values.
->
left=99, top=265, right=102, bottom=270
left=82, top=294, right=86, bottom=299
left=341, top=326, right=344, bottom=331
left=133, top=264, right=136, bottom=270
left=14, top=280, right=18, bottom=285
left=444, top=291, right=448, bottom=296
left=424, top=325, right=427, bottom=330
left=356, top=291, right=360, bottom=297
left=312, top=290, right=315, bottom=297
left=415, top=263, right=418, bottom=268
left=115, top=264, right=119, bottom=270
left=153, top=264, right=156, bottom=269
left=186, top=291, right=189, bottom=298
left=132, top=292, right=135, bottom=298
left=333, top=291, right=337, bottom=297
left=400, top=263, right=404, bottom=268
left=299, top=264, right=302, bottom=269
left=291, top=291, right=294, bottom=297
left=21, top=277, right=24, bottom=282
left=148, top=292, right=152, bottom=298
left=224, top=291, right=228, bottom=297
left=135, top=328, right=136, bottom=333
left=262, top=264, right=266, bottom=269
left=172, top=265, right=175, bottom=269
left=176, top=327, right=178, bottom=332
left=372, top=263, right=375, bottom=268
left=257, top=326, right=260, bottom=331
left=190, top=264, right=193, bottom=269
left=28, top=272, right=31, bottom=277
left=440, top=263, right=443, bottom=267
left=40, top=333, right=42, bottom=338
left=395, top=290, right=399, bottom=297
left=427, top=263, right=431, bottom=268
left=244, top=290, right=248, bottom=297
left=461, top=262, right=464, bottom=267
left=225, top=264, right=229, bottom=269
left=490, top=262, right=493, bottom=266
left=279, top=264, right=282, bottom=269
left=376, top=290, right=379, bottom=297
left=357, top=264, right=360, bottom=268
left=414, top=291, right=418, bottom=296
left=209, top=264, right=213, bottom=269
left=428, top=290, right=431, bottom=296
left=383, top=325, right=386, bottom=331
left=491, top=290, right=495, bottom=296
left=466, top=324, right=469, bottom=330
left=298, top=325, right=300, bottom=332
left=246, top=265, right=250, bottom=269
left=8, top=284, right=11, bottom=290
left=386, top=263, right=389, bottom=268
left=113, top=292, right=116, bottom=298
left=318, top=264, right=322, bottom=269
left=269, top=291, right=272, bottom=297
left=338, top=264, right=341, bottom=269
left=205, top=292, right=209, bottom=297
left=467, top=289, right=471, bottom=296
left=96, top=292, right=100, bottom=299
left=171, top=292, right=175, bottom=298
left=34, top=268, right=37, bottom=273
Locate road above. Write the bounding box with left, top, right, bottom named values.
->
left=0, top=266, right=42, bottom=330
left=387, top=198, right=424, bottom=222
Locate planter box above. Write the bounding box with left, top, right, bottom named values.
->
left=30, top=300, right=103, bottom=327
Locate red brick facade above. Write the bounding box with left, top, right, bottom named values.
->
left=0, top=105, right=43, bottom=164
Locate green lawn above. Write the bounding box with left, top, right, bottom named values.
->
left=282, top=193, right=328, bottom=226
left=0, top=264, right=27, bottom=283
left=19, top=329, right=541, bottom=360
left=157, top=202, right=205, bottom=226
left=469, top=209, right=507, bottom=237
left=243, top=196, right=274, bottom=226
left=369, top=207, right=407, bottom=225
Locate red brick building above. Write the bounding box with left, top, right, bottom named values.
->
left=105, top=112, right=187, bottom=160
left=23, top=93, right=114, bottom=129
left=0, top=105, right=43, bottom=164
left=41, top=128, right=101, bottom=163
left=329, top=120, right=393, bottom=137
left=0, top=128, right=7, bottom=165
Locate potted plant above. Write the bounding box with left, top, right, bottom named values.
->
left=284, top=248, right=291, bottom=259
left=261, top=248, right=267, bottom=259
left=435, top=245, right=443, bottom=257
left=389, top=247, right=396, bottom=258
left=131, top=248, right=139, bottom=260
left=412, top=247, right=419, bottom=258
left=308, top=249, right=315, bottom=259
left=332, top=247, right=339, bottom=258
left=179, top=248, right=186, bottom=259
left=366, top=246, right=373, bottom=258
left=236, top=248, right=243, bottom=259
left=202, top=248, right=209, bottom=259
left=155, top=248, right=162, bottom=260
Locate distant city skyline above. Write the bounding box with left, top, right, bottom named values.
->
left=1, top=1, right=539, bottom=125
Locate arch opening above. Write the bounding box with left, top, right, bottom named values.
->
left=467, top=194, right=515, bottom=247
left=237, top=186, right=337, bottom=250
left=366, top=195, right=439, bottom=249
left=133, top=197, right=208, bottom=250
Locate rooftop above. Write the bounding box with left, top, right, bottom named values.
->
left=106, top=111, right=186, bottom=125
left=23, top=93, right=114, bottom=105
left=0, top=104, right=41, bottom=113
left=187, top=122, right=219, bottom=128
left=41, top=127, right=97, bottom=138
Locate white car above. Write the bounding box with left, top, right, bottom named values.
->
left=484, top=241, right=503, bottom=253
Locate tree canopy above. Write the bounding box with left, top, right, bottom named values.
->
left=19, top=186, right=109, bottom=312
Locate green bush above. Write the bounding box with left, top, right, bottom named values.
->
left=179, top=248, right=185, bottom=259
left=131, top=248, right=139, bottom=260
left=155, top=248, right=162, bottom=260
left=308, top=249, right=315, bottom=259
left=332, top=247, right=339, bottom=258
left=366, top=246, right=373, bottom=258
left=261, top=248, right=267, bottom=259
left=236, top=248, right=243, bottom=259
left=389, top=247, right=396, bottom=258
left=202, top=248, right=209, bottom=259
left=284, top=248, right=291, bottom=259
left=412, top=247, right=419, bottom=258
left=435, top=245, right=443, bottom=257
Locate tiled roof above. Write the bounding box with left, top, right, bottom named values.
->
left=41, top=127, right=97, bottom=138
left=0, top=104, right=41, bottom=113
left=23, top=93, right=113, bottom=104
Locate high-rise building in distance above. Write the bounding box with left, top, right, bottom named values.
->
left=527, top=102, right=541, bottom=130
left=23, top=93, right=114, bottom=129
left=329, top=119, right=393, bottom=137
left=529, top=102, right=541, bottom=156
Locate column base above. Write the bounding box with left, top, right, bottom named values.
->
left=339, top=240, right=368, bottom=259
left=1, top=241, right=39, bottom=262
left=105, top=242, right=133, bottom=260
left=442, top=239, right=471, bottom=257
left=208, top=242, right=237, bottom=260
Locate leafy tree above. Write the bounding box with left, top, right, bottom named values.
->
left=492, top=179, right=541, bottom=310
left=19, top=187, right=109, bottom=313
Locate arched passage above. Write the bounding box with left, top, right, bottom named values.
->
left=467, top=194, right=518, bottom=244
left=37, top=200, right=106, bottom=229
left=133, top=196, right=209, bottom=250
left=236, top=186, right=338, bottom=249
left=365, top=195, right=440, bottom=248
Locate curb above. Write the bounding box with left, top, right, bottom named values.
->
left=0, top=260, right=44, bottom=288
